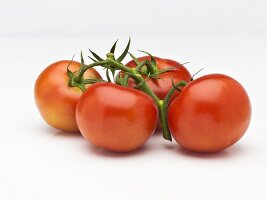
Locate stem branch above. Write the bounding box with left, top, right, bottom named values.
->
left=75, top=60, right=109, bottom=83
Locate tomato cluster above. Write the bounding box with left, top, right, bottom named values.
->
left=34, top=41, right=251, bottom=154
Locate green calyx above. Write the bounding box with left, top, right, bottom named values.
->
left=67, top=67, right=105, bottom=92
left=66, top=54, right=105, bottom=92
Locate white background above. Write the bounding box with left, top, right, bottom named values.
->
left=1, top=0, right=267, bottom=37
left=1, top=1, right=267, bottom=200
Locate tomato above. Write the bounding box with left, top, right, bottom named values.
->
left=168, top=74, right=251, bottom=152
left=34, top=60, right=101, bottom=132
left=125, top=56, right=191, bottom=100
left=76, top=82, right=158, bottom=152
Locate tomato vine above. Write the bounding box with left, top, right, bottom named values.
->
left=67, top=39, right=187, bottom=141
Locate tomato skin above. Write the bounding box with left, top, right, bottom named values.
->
left=34, top=60, right=101, bottom=132
left=76, top=82, right=158, bottom=152
left=126, top=56, right=191, bottom=100
left=168, top=74, right=251, bottom=152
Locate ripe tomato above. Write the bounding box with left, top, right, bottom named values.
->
left=76, top=82, right=158, bottom=152
left=34, top=60, right=101, bottom=132
left=125, top=56, right=191, bottom=100
left=168, top=74, right=251, bottom=152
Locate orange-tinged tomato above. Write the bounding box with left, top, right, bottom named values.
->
left=76, top=82, right=158, bottom=152
left=168, top=74, right=251, bottom=152
left=34, top=60, right=101, bottom=132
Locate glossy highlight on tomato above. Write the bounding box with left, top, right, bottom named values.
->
left=168, top=74, right=251, bottom=152
left=34, top=60, right=102, bottom=132
left=76, top=82, right=158, bottom=152
left=126, top=56, right=192, bottom=100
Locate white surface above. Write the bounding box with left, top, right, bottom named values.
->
left=0, top=35, right=266, bottom=200
left=1, top=0, right=267, bottom=37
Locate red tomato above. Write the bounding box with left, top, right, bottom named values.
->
left=34, top=60, right=101, bottom=132
left=168, top=74, right=251, bottom=152
left=76, top=82, right=158, bottom=152
left=126, top=56, right=191, bottom=100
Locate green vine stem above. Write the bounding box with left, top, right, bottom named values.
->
left=135, top=60, right=147, bottom=73
left=161, top=80, right=187, bottom=138
left=75, top=60, right=109, bottom=83
left=163, top=80, right=188, bottom=108
left=70, top=52, right=186, bottom=141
